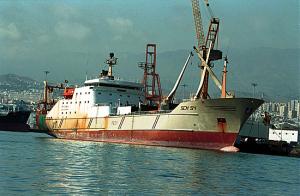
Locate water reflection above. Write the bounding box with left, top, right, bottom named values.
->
left=0, top=132, right=299, bottom=195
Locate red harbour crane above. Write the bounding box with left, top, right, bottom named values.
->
left=139, top=44, right=162, bottom=106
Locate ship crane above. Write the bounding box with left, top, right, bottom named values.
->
left=191, top=0, right=225, bottom=99
left=164, top=52, right=194, bottom=105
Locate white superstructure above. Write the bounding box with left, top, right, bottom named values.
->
left=47, top=70, right=144, bottom=120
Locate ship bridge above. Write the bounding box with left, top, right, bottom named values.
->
left=84, top=78, right=143, bottom=91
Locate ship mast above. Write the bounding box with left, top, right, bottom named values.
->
left=105, top=52, right=117, bottom=79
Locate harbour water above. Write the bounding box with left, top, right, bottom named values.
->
left=0, top=131, right=299, bottom=195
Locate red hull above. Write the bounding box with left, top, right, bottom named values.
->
left=50, top=129, right=238, bottom=151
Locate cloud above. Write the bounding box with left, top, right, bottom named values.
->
left=106, top=17, right=134, bottom=41
left=106, top=17, right=133, bottom=30
left=51, top=3, right=79, bottom=20
left=37, top=34, right=51, bottom=43
left=54, top=21, right=91, bottom=40
left=0, top=22, right=21, bottom=40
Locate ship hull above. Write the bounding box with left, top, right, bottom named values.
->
left=50, top=129, right=237, bottom=150
left=0, top=111, right=31, bottom=131
left=44, top=98, right=264, bottom=151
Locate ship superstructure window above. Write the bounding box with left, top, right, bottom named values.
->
left=85, top=82, right=141, bottom=90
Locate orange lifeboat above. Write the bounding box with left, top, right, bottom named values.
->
left=63, top=87, right=74, bottom=99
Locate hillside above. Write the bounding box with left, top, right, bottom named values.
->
left=1, top=47, right=299, bottom=101
left=0, top=74, right=43, bottom=91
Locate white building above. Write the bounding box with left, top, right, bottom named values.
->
left=279, top=104, right=287, bottom=118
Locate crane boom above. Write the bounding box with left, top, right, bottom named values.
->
left=166, top=52, right=193, bottom=102
left=191, top=0, right=205, bottom=49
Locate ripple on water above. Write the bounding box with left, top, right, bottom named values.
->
left=0, top=132, right=299, bottom=195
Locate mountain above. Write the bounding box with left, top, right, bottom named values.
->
left=1, top=47, right=299, bottom=101
left=111, top=47, right=300, bottom=101
left=153, top=47, right=300, bottom=101
left=0, top=74, right=43, bottom=91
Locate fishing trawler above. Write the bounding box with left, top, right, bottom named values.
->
left=35, top=1, right=263, bottom=151
left=36, top=43, right=263, bottom=151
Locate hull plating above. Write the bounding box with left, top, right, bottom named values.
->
left=50, top=129, right=238, bottom=150
left=44, top=98, right=264, bottom=150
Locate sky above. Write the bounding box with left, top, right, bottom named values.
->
left=0, top=0, right=299, bottom=83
